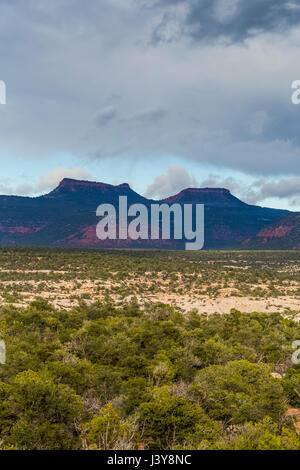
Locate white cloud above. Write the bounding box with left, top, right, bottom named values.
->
left=0, top=167, right=92, bottom=196
left=144, top=165, right=198, bottom=199
left=37, top=166, right=92, bottom=192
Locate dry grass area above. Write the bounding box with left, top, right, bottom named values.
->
left=0, top=247, right=299, bottom=316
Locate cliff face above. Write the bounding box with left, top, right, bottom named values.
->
left=0, top=178, right=292, bottom=249
left=244, top=213, right=300, bottom=250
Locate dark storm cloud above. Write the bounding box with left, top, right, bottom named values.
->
left=151, top=0, right=300, bottom=43
left=1, top=0, right=300, bottom=186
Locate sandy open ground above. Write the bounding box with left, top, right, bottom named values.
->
left=0, top=250, right=299, bottom=316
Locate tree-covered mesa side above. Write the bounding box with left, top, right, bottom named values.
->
left=0, top=299, right=300, bottom=450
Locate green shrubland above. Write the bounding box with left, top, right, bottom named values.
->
left=0, top=298, right=299, bottom=450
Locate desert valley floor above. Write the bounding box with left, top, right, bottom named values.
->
left=0, top=248, right=299, bottom=317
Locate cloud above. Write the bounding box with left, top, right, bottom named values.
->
left=253, top=176, right=300, bottom=206
left=151, top=0, right=300, bottom=43
left=0, top=182, right=33, bottom=197
left=94, top=106, right=118, bottom=126
left=126, top=106, right=168, bottom=123
left=151, top=2, right=190, bottom=43
left=197, top=173, right=300, bottom=207
left=144, top=165, right=198, bottom=199
left=247, top=110, right=270, bottom=136
left=37, top=166, right=92, bottom=192
left=0, top=167, right=91, bottom=196
left=0, top=0, right=300, bottom=183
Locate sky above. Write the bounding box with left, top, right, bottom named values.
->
left=1, top=0, right=300, bottom=209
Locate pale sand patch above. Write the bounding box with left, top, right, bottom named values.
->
left=136, top=293, right=300, bottom=314
left=2, top=292, right=300, bottom=315
left=170, top=296, right=300, bottom=314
